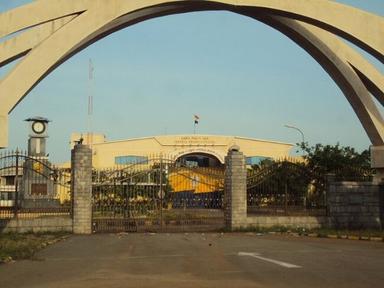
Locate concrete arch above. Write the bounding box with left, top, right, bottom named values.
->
left=249, top=13, right=384, bottom=146
left=0, top=0, right=383, bottom=149
left=1, top=0, right=383, bottom=60
left=262, top=16, right=384, bottom=106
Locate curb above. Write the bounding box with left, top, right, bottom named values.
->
left=262, top=231, right=384, bottom=242
left=291, top=232, right=383, bottom=242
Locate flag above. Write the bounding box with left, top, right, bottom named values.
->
left=194, top=114, right=199, bottom=125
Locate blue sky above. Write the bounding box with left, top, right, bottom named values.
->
left=1, top=0, right=383, bottom=163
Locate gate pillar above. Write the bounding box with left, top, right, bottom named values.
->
left=71, top=143, right=92, bottom=234
left=224, top=146, right=247, bottom=230
left=370, top=146, right=384, bottom=183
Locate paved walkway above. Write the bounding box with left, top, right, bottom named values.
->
left=0, top=233, right=383, bottom=288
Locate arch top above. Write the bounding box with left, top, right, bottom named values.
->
left=1, top=0, right=383, bottom=62
left=0, top=0, right=384, bottom=148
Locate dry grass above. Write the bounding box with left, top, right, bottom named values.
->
left=0, top=232, right=68, bottom=263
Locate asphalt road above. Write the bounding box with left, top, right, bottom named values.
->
left=0, top=233, right=383, bottom=288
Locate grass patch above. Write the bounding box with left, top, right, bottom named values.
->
left=0, top=232, right=69, bottom=263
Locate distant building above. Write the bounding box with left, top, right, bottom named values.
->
left=69, top=133, right=294, bottom=169
left=0, top=164, right=22, bottom=207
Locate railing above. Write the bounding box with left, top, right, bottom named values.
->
left=0, top=150, right=71, bottom=223
left=247, top=161, right=327, bottom=216
left=333, top=167, right=375, bottom=182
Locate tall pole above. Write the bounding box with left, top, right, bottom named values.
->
left=87, top=58, right=94, bottom=148
left=159, top=155, right=163, bottom=231
left=284, top=124, right=305, bottom=143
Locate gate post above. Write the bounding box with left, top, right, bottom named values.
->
left=224, top=145, right=247, bottom=230
left=371, top=146, right=384, bottom=183
left=71, top=144, right=92, bottom=234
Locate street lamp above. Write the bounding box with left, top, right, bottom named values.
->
left=284, top=124, right=305, bottom=144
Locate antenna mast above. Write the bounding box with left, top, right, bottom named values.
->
left=87, top=58, right=94, bottom=148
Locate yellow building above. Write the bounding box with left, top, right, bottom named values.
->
left=70, top=133, right=293, bottom=169
left=168, top=166, right=224, bottom=194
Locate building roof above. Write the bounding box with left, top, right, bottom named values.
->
left=91, top=134, right=293, bottom=147
left=24, top=116, right=50, bottom=123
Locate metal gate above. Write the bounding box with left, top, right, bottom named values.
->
left=92, top=156, right=225, bottom=233
left=0, top=150, right=71, bottom=221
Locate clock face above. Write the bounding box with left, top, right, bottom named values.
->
left=32, top=121, right=46, bottom=134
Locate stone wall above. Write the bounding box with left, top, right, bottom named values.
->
left=328, top=181, right=383, bottom=229
left=0, top=216, right=72, bottom=233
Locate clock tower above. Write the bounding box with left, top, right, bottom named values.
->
left=24, top=117, right=50, bottom=157
left=22, top=116, right=58, bottom=208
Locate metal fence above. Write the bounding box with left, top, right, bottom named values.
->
left=92, top=155, right=225, bottom=233
left=247, top=161, right=327, bottom=216
left=0, top=150, right=71, bottom=221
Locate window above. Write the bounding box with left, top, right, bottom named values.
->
left=246, top=156, right=272, bottom=166
left=31, top=183, right=48, bottom=196
left=115, top=155, right=148, bottom=165
left=5, top=176, right=14, bottom=185
left=0, top=192, right=14, bottom=200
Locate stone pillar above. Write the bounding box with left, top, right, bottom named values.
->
left=71, top=144, right=92, bottom=234
left=224, top=145, right=247, bottom=230
left=370, top=145, right=384, bottom=183
left=370, top=146, right=384, bottom=226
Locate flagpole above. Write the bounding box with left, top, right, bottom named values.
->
left=193, top=114, right=199, bottom=135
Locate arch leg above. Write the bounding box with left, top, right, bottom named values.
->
left=0, top=114, right=8, bottom=148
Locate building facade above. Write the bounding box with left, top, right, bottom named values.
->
left=70, top=133, right=294, bottom=169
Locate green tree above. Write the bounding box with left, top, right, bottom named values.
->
left=298, top=142, right=373, bottom=180
left=247, top=143, right=373, bottom=211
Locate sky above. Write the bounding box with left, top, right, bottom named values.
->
left=0, top=0, right=383, bottom=163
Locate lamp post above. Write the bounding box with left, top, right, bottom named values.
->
left=284, top=124, right=305, bottom=144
